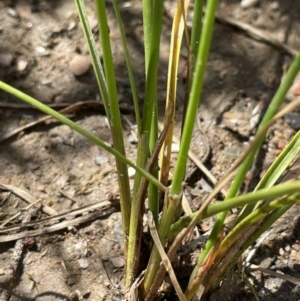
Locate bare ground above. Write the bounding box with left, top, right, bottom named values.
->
left=1, top=0, right=300, bottom=300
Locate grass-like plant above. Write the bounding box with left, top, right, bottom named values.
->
left=1, top=0, right=300, bottom=300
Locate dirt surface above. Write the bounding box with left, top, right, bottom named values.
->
left=1, top=0, right=300, bottom=300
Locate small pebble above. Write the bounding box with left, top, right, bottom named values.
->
left=0, top=53, right=13, bottom=67
left=67, top=226, right=77, bottom=232
left=285, top=113, right=300, bottom=130
left=15, top=4, right=32, bottom=19
left=35, top=46, right=49, bottom=57
left=6, top=7, right=18, bottom=18
left=128, top=134, right=137, bottom=144
left=171, top=143, right=180, bottom=153
left=78, top=258, right=89, bottom=269
left=17, top=59, right=28, bottom=71
left=25, top=258, right=32, bottom=265
left=241, top=0, right=259, bottom=8
left=121, top=2, right=132, bottom=8
left=260, top=257, right=273, bottom=268
left=249, top=114, right=260, bottom=129
left=128, top=167, right=135, bottom=178
left=270, top=1, right=279, bottom=10
left=190, top=187, right=201, bottom=196
left=110, top=257, right=125, bottom=268
left=68, top=21, right=77, bottom=31
left=291, top=82, right=300, bottom=96
left=258, top=288, right=267, bottom=297
left=265, top=277, right=281, bottom=292
left=69, top=55, right=91, bottom=76
left=95, top=156, right=108, bottom=166
left=291, top=249, right=300, bottom=261
left=74, top=240, right=87, bottom=250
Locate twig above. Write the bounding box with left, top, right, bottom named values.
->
left=0, top=207, right=115, bottom=243
left=0, top=200, right=114, bottom=234
left=147, top=211, right=187, bottom=301
left=0, top=100, right=134, bottom=143
left=0, top=100, right=134, bottom=112
left=11, top=212, right=32, bottom=269
left=213, top=13, right=298, bottom=57
left=0, top=200, right=115, bottom=235
left=181, top=193, right=200, bottom=240
left=0, top=184, right=57, bottom=216
left=185, top=12, right=298, bottom=57
left=59, top=190, right=77, bottom=205
left=129, top=271, right=145, bottom=301
left=248, top=264, right=300, bottom=286
left=0, top=199, right=41, bottom=228
left=170, top=8, right=298, bottom=58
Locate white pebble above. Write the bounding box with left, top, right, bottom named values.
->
left=241, top=0, right=259, bottom=8
left=171, top=143, right=180, bottom=153
left=128, top=167, right=136, bottom=178
left=78, top=258, right=89, bottom=269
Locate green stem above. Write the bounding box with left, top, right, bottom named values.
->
left=148, top=100, right=159, bottom=224
left=170, top=0, right=218, bottom=195
left=190, top=0, right=203, bottom=58
left=189, top=0, right=203, bottom=90
left=74, top=0, right=109, bottom=115
left=201, top=204, right=292, bottom=295
left=127, top=0, right=165, bottom=290
left=142, top=0, right=152, bottom=73
left=93, top=0, right=133, bottom=252
left=185, top=194, right=300, bottom=299
left=168, top=181, right=300, bottom=238
left=140, top=0, right=219, bottom=297
left=126, top=133, right=149, bottom=285
left=219, top=195, right=299, bottom=254
left=231, top=51, right=300, bottom=213
left=193, top=50, right=300, bottom=286
left=112, top=0, right=141, bottom=133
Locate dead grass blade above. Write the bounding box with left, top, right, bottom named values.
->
left=0, top=183, right=57, bottom=216
left=159, top=0, right=190, bottom=188
left=147, top=211, right=187, bottom=301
